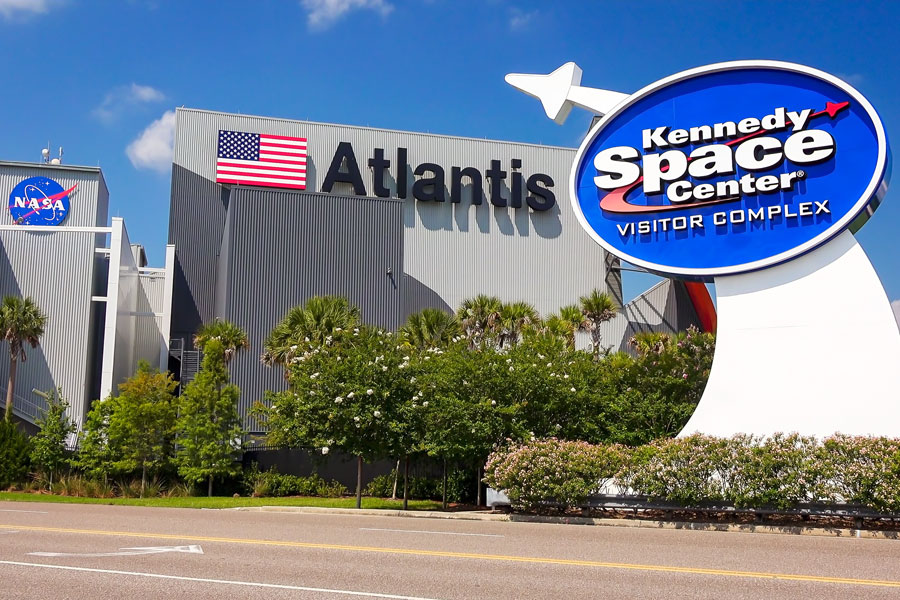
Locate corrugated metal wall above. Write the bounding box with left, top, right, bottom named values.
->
left=170, top=108, right=617, bottom=332
left=0, top=163, right=108, bottom=424
left=218, top=188, right=403, bottom=423
left=599, top=279, right=702, bottom=354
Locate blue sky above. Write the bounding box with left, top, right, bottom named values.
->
left=1, top=0, right=898, bottom=312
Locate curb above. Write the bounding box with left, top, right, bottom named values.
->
left=232, top=506, right=900, bottom=540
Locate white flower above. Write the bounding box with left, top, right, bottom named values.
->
left=373, top=410, right=381, bottom=418
left=311, top=372, right=319, bottom=379
left=321, top=446, right=330, bottom=455
left=366, top=389, right=374, bottom=395
left=509, top=366, right=514, bottom=372
left=290, top=345, right=298, bottom=351
left=410, top=377, right=417, bottom=383
left=570, top=387, right=576, bottom=392
left=546, top=362, right=552, bottom=368
left=418, top=391, right=424, bottom=397
left=335, top=327, right=342, bottom=332
left=382, top=366, right=388, bottom=372
left=538, top=354, right=544, bottom=359
left=564, top=374, right=569, bottom=379
left=506, top=358, right=512, bottom=363
left=353, top=416, right=360, bottom=422
left=308, top=391, right=315, bottom=396
left=334, top=397, right=343, bottom=404
left=304, top=337, right=310, bottom=342
left=422, top=401, right=429, bottom=407
left=550, top=373, right=555, bottom=378
left=491, top=400, right=496, bottom=406
left=530, top=436, right=536, bottom=442
left=403, top=356, right=410, bottom=361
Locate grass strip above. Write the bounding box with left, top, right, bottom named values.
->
left=0, top=492, right=442, bottom=511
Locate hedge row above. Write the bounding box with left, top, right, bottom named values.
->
left=483, top=435, right=900, bottom=512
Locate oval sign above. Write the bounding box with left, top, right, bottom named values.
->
left=8, top=176, right=74, bottom=226
left=570, top=60, right=890, bottom=278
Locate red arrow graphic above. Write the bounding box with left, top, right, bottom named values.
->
left=597, top=101, right=850, bottom=214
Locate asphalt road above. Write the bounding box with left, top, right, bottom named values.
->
left=1, top=502, right=899, bottom=599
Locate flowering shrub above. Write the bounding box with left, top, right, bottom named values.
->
left=484, top=435, right=900, bottom=512
left=484, top=438, right=626, bottom=509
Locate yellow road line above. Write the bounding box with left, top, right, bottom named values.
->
left=1, top=523, right=897, bottom=588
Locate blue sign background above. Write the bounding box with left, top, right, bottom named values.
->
left=8, top=176, right=71, bottom=226
left=573, top=65, right=889, bottom=277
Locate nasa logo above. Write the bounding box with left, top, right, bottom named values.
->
left=571, top=61, right=890, bottom=278
left=8, top=176, right=75, bottom=226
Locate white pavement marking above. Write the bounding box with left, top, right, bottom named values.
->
left=29, top=545, right=204, bottom=558
left=0, top=530, right=20, bottom=535
left=360, top=528, right=504, bottom=538
left=0, top=561, right=444, bottom=600
left=0, top=509, right=48, bottom=514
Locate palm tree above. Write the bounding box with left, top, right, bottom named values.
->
left=400, top=308, right=462, bottom=349
left=193, top=319, right=249, bottom=362
left=1, top=296, right=47, bottom=421
left=496, top=301, right=539, bottom=348
left=262, top=295, right=361, bottom=367
left=578, top=289, right=617, bottom=358
left=456, top=295, right=502, bottom=349
left=542, top=305, right=582, bottom=349
left=630, top=331, right=670, bottom=356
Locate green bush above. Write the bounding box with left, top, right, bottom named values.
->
left=364, top=470, right=473, bottom=503
left=244, top=466, right=346, bottom=498
left=484, top=438, right=626, bottom=509
left=0, top=421, right=31, bottom=489
left=484, top=435, right=900, bottom=513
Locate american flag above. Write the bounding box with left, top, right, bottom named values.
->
left=216, top=130, right=307, bottom=190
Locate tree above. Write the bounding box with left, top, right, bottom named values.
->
left=0, top=420, right=30, bottom=489
left=106, top=362, right=178, bottom=495
left=456, top=295, right=502, bottom=349
left=176, top=339, right=245, bottom=496
left=30, top=389, right=75, bottom=486
left=260, top=326, right=415, bottom=508
left=74, top=398, right=115, bottom=481
left=578, top=289, right=617, bottom=357
left=193, top=319, right=249, bottom=362
left=495, top=301, right=539, bottom=348
left=400, top=308, right=461, bottom=350
left=262, top=296, right=361, bottom=367
left=1, top=295, right=47, bottom=421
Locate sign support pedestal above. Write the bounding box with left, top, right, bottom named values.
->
left=680, top=230, right=900, bottom=438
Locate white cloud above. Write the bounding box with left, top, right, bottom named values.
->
left=893, top=300, right=900, bottom=326
left=93, top=83, right=165, bottom=123
left=837, top=73, right=865, bottom=86
left=126, top=110, right=176, bottom=173
left=301, top=0, right=393, bottom=30
left=0, top=0, right=57, bottom=19
left=509, top=7, right=537, bottom=31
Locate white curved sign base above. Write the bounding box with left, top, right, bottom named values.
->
left=680, top=230, right=900, bottom=438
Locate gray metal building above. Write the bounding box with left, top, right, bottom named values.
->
left=0, top=161, right=174, bottom=429
left=168, top=108, right=624, bottom=424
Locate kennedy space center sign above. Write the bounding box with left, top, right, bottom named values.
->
left=570, top=62, right=889, bottom=278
